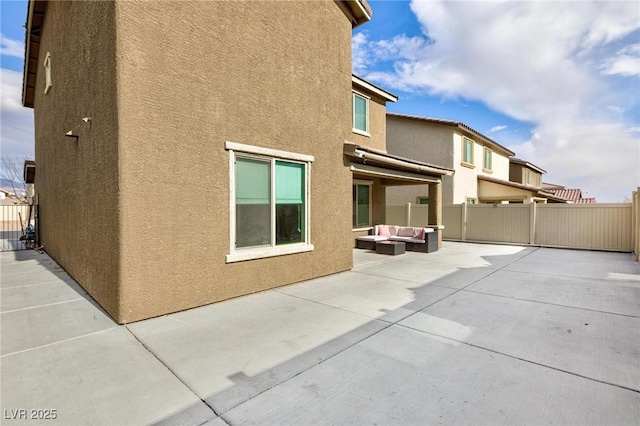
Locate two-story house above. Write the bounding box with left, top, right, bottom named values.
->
left=386, top=113, right=515, bottom=205
left=346, top=78, right=453, bottom=245
left=386, top=113, right=566, bottom=205
left=21, top=0, right=381, bottom=323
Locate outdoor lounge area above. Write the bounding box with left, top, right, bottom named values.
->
left=2, top=242, right=638, bottom=425
left=356, top=224, right=439, bottom=253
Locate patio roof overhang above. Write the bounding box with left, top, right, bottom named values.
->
left=344, top=142, right=453, bottom=185
left=478, top=175, right=570, bottom=203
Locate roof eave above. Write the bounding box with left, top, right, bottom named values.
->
left=352, top=75, right=398, bottom=102
left=22, top=0, right=46, bottom=109
left=386, top=113, right=515, bottom=157
left=344, top=0, right=372, bottom=28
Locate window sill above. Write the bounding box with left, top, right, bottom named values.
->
left=352, top=128, right=371, bottom=137
left=460, top=162, right=475, bottom=169
left=226, top=244, right=314, bottom=263
left=482, top=168, right=493, bottom=174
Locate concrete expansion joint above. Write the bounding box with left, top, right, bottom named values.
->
left=398, top=324, right=640, bottom=395
left=461, top=289, right=640, bottom=319
left=124, top=325, right=220, bottom=417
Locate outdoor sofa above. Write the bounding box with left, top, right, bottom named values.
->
left=356, top=225, right=438, bottom=253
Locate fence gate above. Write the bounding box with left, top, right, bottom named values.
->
left=1, top=203, right=36, bottom=252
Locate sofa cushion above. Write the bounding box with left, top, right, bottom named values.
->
left=389, top=236, right=413, bottom=242
left=398, top=227, right=415, bottom=237
left=377, top=225, right=391, bottom=236
left=357, top=235, right=389, bottom=242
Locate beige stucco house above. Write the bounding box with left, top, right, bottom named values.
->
left=386, top=113, right=565, bottom=205
left=22, top=0, right=382, bottom=323
left=346, top=78, right=453, bottom=245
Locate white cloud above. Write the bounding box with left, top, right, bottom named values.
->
left=1, top=34, right=24, bottom=59
left=600, top=44, right=640, bottom=76
left=489, top=125, right=507, bottom=133
left=352, top=32, right=370, bottom=76
left=355, top=0, right=640, bottom=202
left=1, top=68, right=34, bottom=159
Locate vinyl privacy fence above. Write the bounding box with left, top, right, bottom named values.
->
left=388, top=202, right=635, bottom=252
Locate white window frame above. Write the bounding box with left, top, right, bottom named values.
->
left=352, top=91, right=370, bottom=137
left=43, top=52, right=52, bottom=94
left=225, top=141, right=314, bottom=263
left=352, top=179, right=373, bottom=230
left=524, top=168, right=531, bottom=185
left=483, top=147, right=492, bottom=171
left=462, top=137, right=474, bottom=166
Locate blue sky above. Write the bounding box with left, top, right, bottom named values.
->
left=1, top=0, right=639, bottom=202
left=354, top=0, right=640, bottom=203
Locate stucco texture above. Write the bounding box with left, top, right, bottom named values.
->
left=33, top=1, right=121, bottom=318
left=31, top=0, right=357, bottom=323
left=114, top=1, right=354, bottom=322
left=350, top=92, right=389, bottom=152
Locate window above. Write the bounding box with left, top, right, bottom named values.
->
left=417, top=197, right=429, bottom=205
left=483, top=147, right=492, bottom=171
left=462, top=138, right=474, bottom=165
left=353, top=92, right=369, bottom=135
left=536, top=174, right=541, bottom=187
left=43, top=52, right=52, bottom=94
left=226, top=142, right=313, bottom=263
left=353, top=181, right=372, bottom=228
left=466, top=197, right=477, bottom=205
left=524, top=169, right=531, bottom=185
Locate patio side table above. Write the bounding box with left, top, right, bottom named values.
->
left=375, top=240, right=406, bottom=255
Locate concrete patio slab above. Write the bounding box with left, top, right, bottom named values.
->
left=2, top=242, right=639, bottom=425
left=222, top=325, right=640, bottom=425
left=1, top=297, right=117, bottom=356
left=503, top=247, right=640, bottom=280
left=1, top=327, right=215, bottom=425
left=467, top=269, right=640, bottom=316
left=127, top=290, right=388, bottom=414
left=277, top=270, right=457, bottom=323
left=399, top=290, right=640, bottom=391
left=1, top=278, right=87, bottom=313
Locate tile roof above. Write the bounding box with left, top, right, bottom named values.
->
left=386, top=112, right=515, bottom=156
left=545, top=188, right=597, bottom=204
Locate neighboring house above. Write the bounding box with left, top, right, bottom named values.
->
left=346, top=78, right=453, bottom=244
left=386, top=113, right=515, bottom=205
left=22, top=0, right=380, bottom=323
left=386, top=113, right=568, bottom=205
left=542, top=183, right=596, bottom=203
left=477, top=157, right=568, bottom=204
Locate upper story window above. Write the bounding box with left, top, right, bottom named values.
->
left=524, top=168, right=531, bottom=185
left=483, top=147, right=492, bottom=171
left=43, top=52, right=52, bottom=94
left=462, top=138, right=474, bottom=165
left=353, top=92, right=369, bottom=136
left=225, top=142, right=314, bottom=263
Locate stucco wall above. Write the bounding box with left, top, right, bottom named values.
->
left=33, top=1, right=121, bottom=318
left=509, top=163, right=523, bottom=182
left=114, top=1, right=354, bottom=322
left=451, top=133, right=478, bottom=203
left=350, top=92, right=389, bottom=152
left=475, top=143, right=510, bottom=181
left=386, top=116, right=456, bottom=204
left=386, top=116, right=454, bottom=168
